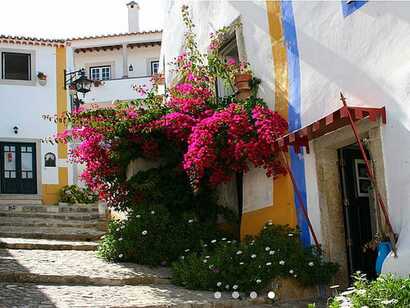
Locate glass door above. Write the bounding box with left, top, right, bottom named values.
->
left=0, top=142, right=37, bottom=194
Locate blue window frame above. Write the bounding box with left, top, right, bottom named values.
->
left=342, top=0, right=367, bottom=17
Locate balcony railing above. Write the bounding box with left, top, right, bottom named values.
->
left=83, top=76, right=153, bottom=104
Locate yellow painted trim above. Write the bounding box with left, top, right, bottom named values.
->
left=240, top=1, right=297, bottom=238
left=41, top=48, right=68, bottom=205
left=56, top=47, right=68, bottom=159
left=42, top=167, right=68, bottom=204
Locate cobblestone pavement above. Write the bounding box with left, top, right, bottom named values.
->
left=0, top=283, right=270, bottom=308
left=0, top=238, right=98, bottom=250
left=0, top=249, right=171, bottom=285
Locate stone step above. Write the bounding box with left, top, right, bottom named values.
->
left=0, top=203, right=99, bottom=213
left=0, top=199, right=42, bottom=206
left=0, top=226, right=104, bottom=241
left=0, top=283, right=270, bottom=308
left=0, top=211, right=101, bottom=221
left=0, top=217, right=99, bottom=229
left=0, top=249, right=171, bottom=286
left=0, top=238, right=98, bottom=251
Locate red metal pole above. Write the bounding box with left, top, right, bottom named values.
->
left=340, top=92, right=397, bottom=257
left=279, top=151, right=320, bottom=248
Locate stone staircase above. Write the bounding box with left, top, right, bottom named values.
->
left=0, top=203, right=316, bottom=307
left=0, top=203, right=106, bottom=242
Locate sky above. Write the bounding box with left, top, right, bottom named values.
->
left=0, top=0, right=165, bottom=39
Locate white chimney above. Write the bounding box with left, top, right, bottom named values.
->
left=127, top=1, right=140, bottom=33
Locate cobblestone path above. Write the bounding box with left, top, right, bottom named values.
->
left=0, top=238, right=272, bottom=308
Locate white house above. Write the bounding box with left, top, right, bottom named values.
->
left=160, top=0, right=410, bottom=284
left=0, top=1, right=161, bottom=204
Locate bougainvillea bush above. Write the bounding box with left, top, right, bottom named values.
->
left=172, top=223, right=339, bottom=293
left=57, top=5, right=288, bottom=208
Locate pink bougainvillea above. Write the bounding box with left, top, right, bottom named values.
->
left=57, top=5, right=289, bottom=202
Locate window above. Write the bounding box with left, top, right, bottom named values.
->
left=89, top=66, right=111, bottom=80
left=216, top=38, right=239, bottom=98
left=150, top=60, right=159, bottom=75
left=1, top=52, right=31, bottom=80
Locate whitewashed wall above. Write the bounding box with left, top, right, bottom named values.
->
left=292, top=1, right=410, bottom=274
left=161, top=0, right=276, bottom=214
left=0, top=43, right=60, bottom=185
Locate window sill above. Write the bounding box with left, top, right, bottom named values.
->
left=0, top=79, right=36, bottom=86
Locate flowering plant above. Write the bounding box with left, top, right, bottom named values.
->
left=56, top=5, right=288, bottom=204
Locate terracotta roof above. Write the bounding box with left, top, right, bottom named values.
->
left=67, top=30, right=162, bottom=41
left=0, top=34, right=65, bottom=47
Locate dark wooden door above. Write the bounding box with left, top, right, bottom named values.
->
left=0, top=142, right=37, bottom=194
left=339, top=147, right=376, bottom=279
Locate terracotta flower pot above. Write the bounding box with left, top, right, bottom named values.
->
left=235, top=73, right=252, bottom=100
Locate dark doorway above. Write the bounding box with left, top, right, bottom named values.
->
left=339, top=145, right=377, bottom=280
left=0, top=142, right=37, bottom=194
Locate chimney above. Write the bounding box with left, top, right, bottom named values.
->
left=127, top=1, right=140, bottom=33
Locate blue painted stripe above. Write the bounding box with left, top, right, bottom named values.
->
left=280, top=0, right=310, bottom=246
left=341, top=1, right=367, bottom=17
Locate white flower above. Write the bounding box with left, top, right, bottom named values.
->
left=308, top=261, right=314, bottom=267
left=294, top=274, right=298, bottom=278
left=141, top=230, right=148, bottom=235
left=222, top=237, right=227, bottom=241
left=251, top=254, right=256, bottom=259
left=119, top=254, right=123, bottom=258
left=289, top=270, right=294, bottom=274
left=263, top=226, right=267, bottom=230
left=256, top=279, right=262, bottom=284
left=203, top=244, right=208, bottom=247
left=239, top=262, right=244, bottom=265
left=116, top=228, right=120, bottom=232
left=232, top=291, right=240, bottom=299
left=267, top=291, right=276, bottom=299
left=225, top=284, right=230, bottom=289
left=227, top=241, right=232, bottom=244
left=233, top=285, right=238, bottom=290
left=180, top=256, right=185, bottom=260
left=265, top=247, right=270, bottom=251
left=249, top=291, right=258, bottom=299
left=269, top=250, right=275, bottom=255
left=279, top=260, right=285, bottom=265
left=119, top=237, right=123, bottom=241
left=205, top=255, right=210, bottom=259
left=184, top=249, right=190, bottom=253
left=216, top=282, right=222, bottom=287
left=203, top=259, right=208, bottom=263
left=211, top=239, right=217, bottom=243
left=214, top=291, right=222, bottom=299
left=266, top=262, right=272, bottom=266
left=381, top=299, right=398, bottom=305
left=120, top=225, right=125, bottom=229
left=151, top=210, right=155, bottom=215
left=288, top=233, right=294, bottom=237
left=188, top=219, right=194, bottom=223
left=236, top=250, right=243, bottom=255
left=136, top=215, right=141, bottom=218
left=356, top=289, right=366, bottom=295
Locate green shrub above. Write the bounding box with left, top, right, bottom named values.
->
left=171, top=224, right=339, bottom=293
left=59, top=185, right=98, bottom=204
left=329, top=273, right=410, bottom=308
left=97, top=203, right=227, bottom=266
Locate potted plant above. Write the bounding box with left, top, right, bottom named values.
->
left=363, top=232, right=392, bottom=275
left=93, top=80, right=104, bottom=87
left=233, top=62, right=253, bottom=100
left=37, top=72, right=47, bottom=86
